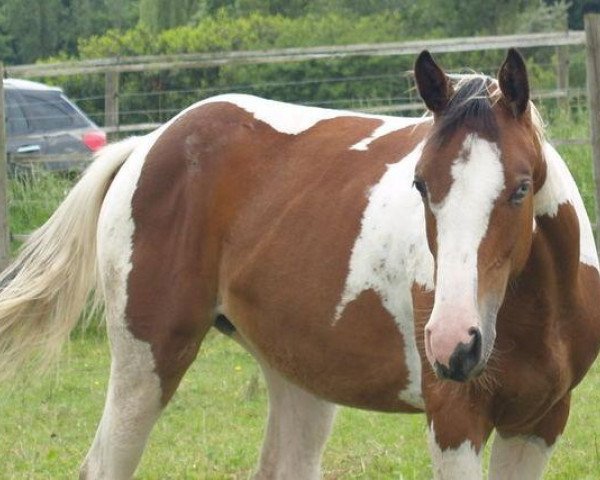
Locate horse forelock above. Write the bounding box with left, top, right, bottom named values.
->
left=429, top=74, right=545, bottom=149
left=431, top=75, right=499, bottom=145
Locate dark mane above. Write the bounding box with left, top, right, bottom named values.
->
left=432, top=76, right=499, bottom=145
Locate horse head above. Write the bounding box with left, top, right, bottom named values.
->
left=414, top=49, right=545, bottom=382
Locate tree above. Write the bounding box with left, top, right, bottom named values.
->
left=1, top=0, right=62, bottom=63
left=0, top=0, right=139, bottom=64
left=139, top=0, right=200, bottom=32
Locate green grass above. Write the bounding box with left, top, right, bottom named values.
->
left=545, top=107, right=596, bottom=223
left=0, top=330, right=599, bottom=479
left=1, top=111, right=600, bottom=478
left=8, top=171, right=74, bottom=237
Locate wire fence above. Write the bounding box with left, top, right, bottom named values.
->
left=3, top=30, right=599, bottom=240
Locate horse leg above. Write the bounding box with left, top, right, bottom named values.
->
left=79, top=278, right=211, bottom=480
left=79, top=327, right=166, bottom=479
left=253, top=363, right=337, bottom=480
left=489, top=395, right=570, bottom=480
left=79, top=178, right=214, bottom=477
left=425, top=392, right=493, bottom=480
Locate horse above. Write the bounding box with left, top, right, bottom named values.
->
left=0, top=47, right=598, bottom=479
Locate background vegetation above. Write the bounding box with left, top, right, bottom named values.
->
left=0, top=0, right=586, bottom=127
left=0, top=0, right=580, bottom=65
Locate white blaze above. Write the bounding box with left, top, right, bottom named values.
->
left=430, top=135, right=505, bottom=314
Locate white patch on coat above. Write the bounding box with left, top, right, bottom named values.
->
left=489, top=433, right=557, bottom=480
left=428, top=423, right=482, bottom=480
left=534, top=142, right=599, bottom=269
left=196, top=93, right=424, bottom=142
left=429, top=135, right=504, bottom=314
left=350, top=118, right=427, bottom=151
left=83, top=130, right=165, bottom=480
left=334, top=141, right=432, bottom=409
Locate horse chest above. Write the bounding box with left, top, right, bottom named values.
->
left=489, top=330, right=573, bottom=431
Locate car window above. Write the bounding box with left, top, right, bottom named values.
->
left=19, top=91, right=89, bottom=133
left=5, top=91, right=29, bottom=135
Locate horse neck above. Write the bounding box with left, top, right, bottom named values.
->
left=494, top=141, right=594, bottom=350
left=528, top=141, right=599, bottom=295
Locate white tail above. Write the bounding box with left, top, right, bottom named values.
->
left=0, top=137, right=140, bottom=380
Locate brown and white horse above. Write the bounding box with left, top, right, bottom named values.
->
left=0, top=48, right=598, bottom=479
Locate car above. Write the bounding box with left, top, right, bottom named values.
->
left=4, top=78, right=106, bottom=173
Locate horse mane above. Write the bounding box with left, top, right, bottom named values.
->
left=430, top=74, right=545, bottom=146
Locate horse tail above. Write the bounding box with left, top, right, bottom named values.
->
left=0, top=137, right=140, bottom=381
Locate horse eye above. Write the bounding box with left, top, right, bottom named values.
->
left=510, top=180, right=531, bottom=205
left=413, top=178, right=428, bottom=198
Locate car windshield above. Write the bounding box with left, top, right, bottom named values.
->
left=18, top=91, right=92, bottom=133
left=5, top=91, right=28, bottom=135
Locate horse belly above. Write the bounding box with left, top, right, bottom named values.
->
left=224, top=283, right=423, bottom=413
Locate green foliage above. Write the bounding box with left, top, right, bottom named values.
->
left=8, top=171, right=73, bottom=236
left=1, top=0, right=62, bottom=64
left=0, top=0, right=139, bottom=65
left=55, top=11, right=414, bottom=125
left=514, top=0, right=569, bottom=33
left=138, top=0, right=201, bottom=32
left=78, top=10, right=407, bottom=56
left=552, top=0, right=588, bottom=30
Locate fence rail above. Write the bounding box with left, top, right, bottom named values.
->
left=5, top=30, right=589, bottom=137
left=8, top=153, right=90, bottom=165
left=100, top=87, right=589, bottom=139
left=2, top=22, right=600, bottom=244
left=6, top=31, right=586, bottom=77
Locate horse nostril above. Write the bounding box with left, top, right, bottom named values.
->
left=436, top=327, right=483, bottom=382
left=424, top=327, right=433, bottom=357
left=468, top=327, right=482, bottom=359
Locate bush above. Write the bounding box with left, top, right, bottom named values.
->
left=33, top=9, right=584, bottom=127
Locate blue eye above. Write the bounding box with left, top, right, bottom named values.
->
left=510, top=180, right=531, bottom=205
left=413, top=178, right=427, bottom=198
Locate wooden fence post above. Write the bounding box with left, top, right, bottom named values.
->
left=584, top=6, right=600, bottom=246
left=556, top=13, right=570, bottom=110
left=556, top=45, right=570, bottom=109
left=104, top=70, right=120, bottom=134
left=0, top=64, right=11, bottom=269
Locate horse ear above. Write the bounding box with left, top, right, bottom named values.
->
left=498, top=48, right=530, bottom=117
left=414, top=50, right=452, bottom=114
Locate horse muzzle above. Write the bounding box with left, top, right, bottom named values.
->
left=425, top=320, right=485, bottom=382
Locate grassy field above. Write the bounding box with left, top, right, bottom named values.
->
left=0, top=329, right=599, bottom=479
left=0, top=109, right=599, bottom=479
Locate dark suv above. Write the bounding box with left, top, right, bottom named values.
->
left=5, top=79, right=106, bottom=172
